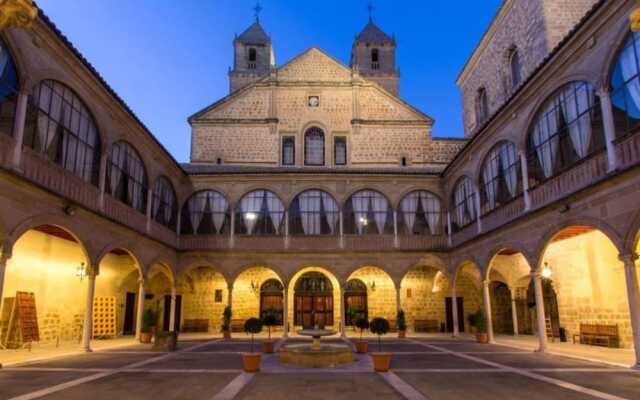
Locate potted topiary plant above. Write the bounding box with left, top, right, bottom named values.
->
left=242, top=317, right=263, bottom=372
left=355, top=317, right=370, bottom=353
left=140, top=309, right=157, bottom=344
left=261, top=307, right=278, bottom=353
left=397, top=309, right=407, bottom=338
left=370, top=317, right=391, bottom=372
left=347, top=305, right=363, bottom=331
left=468, top=310, right=488, bottom=344
left=221, top=306, right=232, bottom=340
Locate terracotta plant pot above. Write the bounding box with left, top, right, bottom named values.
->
left=242, top=353, right=261, bottom=372
left=371, top=352, right=392, bottom=372
left=398, top=330, right=406, bottom=339
left=262, top=340, right=274, bottom=353
left=223, top=330, right=231, bottom=340
left=476, top=333, right=489, bottom=344
left=356, top=341, right=368, bottom=354
left=139, top=332, right=153, bottom=344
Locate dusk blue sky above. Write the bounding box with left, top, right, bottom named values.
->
left=37, top=1, right=503, bottom=162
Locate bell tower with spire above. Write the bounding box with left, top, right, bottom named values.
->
left=229, top=3, right=275, bottom=93
left=350, top=4, right=400, bottom=96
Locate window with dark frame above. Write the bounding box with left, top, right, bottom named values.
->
left=151, top=176, right=177, bottom=230
left=106, top=141, right=148, bottom=213
left=334, top=137, right=347, bottom=165
left=282, top=136, right=295, bottom=165
left=304, top=127, right=325, bottom=166
left=0, top=39, right=19, bottom=138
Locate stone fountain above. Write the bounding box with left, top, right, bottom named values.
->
left=279, top=327, right=353, bottom=368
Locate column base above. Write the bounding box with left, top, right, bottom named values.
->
left=632, top=363, right=640, bottom=370
left=535, top=346, right=546, bottom=353
left=83, top=347, right=93, bottom=353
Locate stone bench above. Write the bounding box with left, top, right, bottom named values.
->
left=573, top=323, right=619, bottom=348
left=181, top=319, right=209, bottom=333
left=414, top=319, right=440, bottom=333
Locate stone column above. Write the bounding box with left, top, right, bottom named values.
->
left=10, top=91, right=28, bottom=170
left=98, top=150, right=108, bottom=211
left=340, top=284, right=346, bottom=337
left=532, top=272, right=547, bottom=352
left=0, top=252, right=9, bottom=312
left=169, top=286, right=177, bottom=333
left=451, top=288, right=460, bottom=337
left=229, top=211, right=235, bottom=249
left=135, top=279, right=146, bottom=341
left=509, top=286, right=519, bottom=336
left=339, top=210, right=344, bottom=249
left=620, top=253, right=640, bottom=368
left=282, top=285, right=289, bottom=338
left=396, top=284, right=402, bottom=314
left=393, top=210, right=399, bottom=248
left=82, top=268, right=97, bottom=352
left=482, top=280, right=495, bottom=343
left=519, top=150, right=531, bottom=211
left=598, top=88, right=619, bottom=172
left=227, top=283, right=233, bottom=310
left=145, top=188, right=153, bottom=233
left=284, top=211, right=289, bottom=249
left=447, top=211, right=453, bottom=247
left=475, top=190, right=482, bottom=234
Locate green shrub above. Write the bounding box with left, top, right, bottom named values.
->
left=397, top=309, right=407, bottom=331
left=221, top=306, right=232, bottom=332
left=141, top=309, right=157, bottom=333
left=244, top=317, right=263, bottom=353
left=369, top=317, right=390, bottom=352
left=262, top=308, right=279, bottom=340
left=355, top=317, right=369, bottom=341
left=467, top=310, right=486, bottom=333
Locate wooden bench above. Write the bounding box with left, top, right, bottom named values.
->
left=572, top=323, right=619, bottom=348
left=388, top=319, right=397, bottom=333
left=182, top=319, right=209, bottom=333
left=231, top=319, right=245, bottom=333
left=414, top=319, right=440, bottom=333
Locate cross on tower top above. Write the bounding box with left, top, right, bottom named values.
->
left=367, top=2, right=375, bottom=22
left=254, top=2, right=263, bottom=22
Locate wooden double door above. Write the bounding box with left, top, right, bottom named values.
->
left=294, top=294, right=333, bottom=328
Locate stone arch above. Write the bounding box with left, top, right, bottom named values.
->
left=623, top=207, right=640, bottom=256
left=231, top=265, right=284, bottom=323
left=6, top=214, right=94, bottom=267
left=482, top=243, right=535, bottom=281
left=146, top=260, right=176, bottom=286
left=400, top=263, right=452, bottom=332
left=176, top=258, right=230, bottom=286
left=518, top=78, right=599, bottom=152
left=347, top=266, right=397, bottom=321
left=286, top=187, right=341, bottom=211
left=393, top=188, right=443, bottom=213
left=398, top=254, right=450, bottom=283
left=473, top=139, right=519, bottom=186
left=600, top=20, right=634, bottom=90
left=452, top=258, right=482, bottom=289
left=287, top=266, right=342, bottom=329
left=341, top=186, right=392, bottom=207
left=95, top=242, right=145, bottom=278
left=533, top=217, right=624, bottom=271
left=0, top=31, right=28, bottom=92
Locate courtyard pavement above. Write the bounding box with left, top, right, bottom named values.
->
left=0, top=336, right=638, bottom=400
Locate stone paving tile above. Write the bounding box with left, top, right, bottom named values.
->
left=390, top=353, right=496, bottom=369
left=536, top=371, right=640, bottom=400
left=238, top=372, right=401, bottom=400
left=354, top=341, right=437, bottom=353
left=397, top=372, right=598, bottom=400
left=38, top=371, right=238, bottom=400
left=468, top=352, right=613, bottom=369
left=16, top=352, right=161, bottom=369
left=142, top=352, right=243, bottom=370
left=0, top=370, right=94, bottom=400
left=426, top=342, right=530, bottom=353
left=185, top=341, right=263, bottom=353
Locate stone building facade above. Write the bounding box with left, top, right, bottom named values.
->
left=0, top=0, right=640, bottom=369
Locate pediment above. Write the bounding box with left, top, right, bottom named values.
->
left=277, top=47, right=352, bottom=83
left=194, top=86, right=270, bottom=120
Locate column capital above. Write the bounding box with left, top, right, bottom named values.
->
left=619, top=252, right=639, bottom=265
left=482, top=279, right=491, bottom=287
left=596, top=86, right=612, bottom=97
left=137, top=277, right=145, bottom=286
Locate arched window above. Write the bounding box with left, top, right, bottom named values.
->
left=151, top=176, right=177, bottom=229
left=611, top=31, right=640, bottom=138
left=526, top=81, right=604, bottom=185
left=476, top=87, right=489, bottom=124
left=345, top=279, right=367, bottom=325
left=344, top=190, right=392, bottom=235
left=509, top=48, right=522, bottom=89
left=106, top=141, right=147, bottom=213
left=371, top=48, right=380, bottom=69
left=248, top=47, right=257, bottom=62
left=399, top=190, right=442, bottom=235
left=181, top=190, right=229, bottom=235
left=451, top=177, right=476, bottom=231
left=480, top=141, right=520, bottom=213
left=294, top=271, right=333, bottom=328
left=289, top=190, right=339, bottom=235
left=0, top=39, right=19, bottom=138
left=304, top=127, right=325, bottom=166
left=235, top=190, right=284, bottom=235
left=25, top=80, right=101, bottom=184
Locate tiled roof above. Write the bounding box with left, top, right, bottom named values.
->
left=182, top=164, right=444, bottom=176
left=236, top=21, right=270, bottom=44
left=355, top=20, right=395, bottom=44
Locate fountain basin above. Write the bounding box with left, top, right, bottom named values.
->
left=279, top=343, right=353, bottom=368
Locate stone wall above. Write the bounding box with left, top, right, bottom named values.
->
left=348, top=267, right=396, bottom=321
left=231, top=267, right=281, bottom=323
left=400, top=266, right=448, bottom=331
left=455, top=267, right=483, bottom=333
left=179, top=268, right=228, bottom=332
left=95, top=254, right=140, bottom=335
